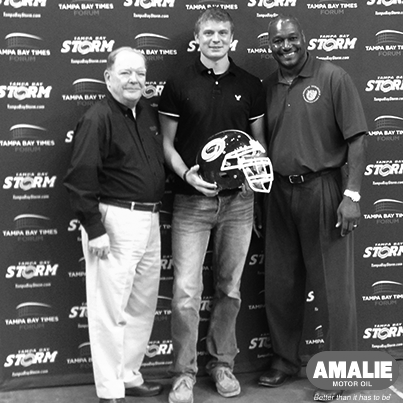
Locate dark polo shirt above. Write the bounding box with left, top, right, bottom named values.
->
left=263, top=53, right=367, bottom=176
left=159, top=57, right=265, bottom=194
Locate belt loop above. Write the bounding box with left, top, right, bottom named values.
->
left=130, top=201, right=135, bottom=211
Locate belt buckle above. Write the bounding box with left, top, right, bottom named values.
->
left=288, top=174, right=304, bottom=184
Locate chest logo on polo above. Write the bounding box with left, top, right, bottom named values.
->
left=235, top=95, right=242, bottom=101
left=303, top=85, right=321, bottom=104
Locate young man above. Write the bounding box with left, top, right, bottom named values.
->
left=260, top=15, right=367, bottom=402
left=64, top=47, right=165, bottom=403
left=158, top=9, right=267, bottom=403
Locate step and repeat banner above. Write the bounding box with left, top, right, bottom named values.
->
left=0, top=0, right=403, bottom=392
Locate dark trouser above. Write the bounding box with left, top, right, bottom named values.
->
left=264, top=169, right=357, bottom=375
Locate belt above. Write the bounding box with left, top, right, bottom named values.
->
left=100, top=198, right=161, bottom=213
left=277, top=168, right=338, bottom=184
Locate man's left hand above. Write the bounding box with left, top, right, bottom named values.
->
left=336, top=197, right=361, bottom=237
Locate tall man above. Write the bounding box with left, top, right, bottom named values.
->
left=259, top=15, right=367, bottom=402
left=158, top=9, right=267, bottom=403
left=64, top=47, right=165, bottom=403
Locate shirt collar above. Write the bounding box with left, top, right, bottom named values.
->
left=195, top=56, right=238, bottom=77
left=276, top=52, right=314, bottom=83
left=107, top=91, right=143, bottom=118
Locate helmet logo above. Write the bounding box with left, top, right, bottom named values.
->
left=200, top=138, right=226, bottom=162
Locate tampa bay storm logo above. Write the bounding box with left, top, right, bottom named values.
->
left=303, top=85, right=321, bottom=103
left=200, top=138, right=226, bottom=162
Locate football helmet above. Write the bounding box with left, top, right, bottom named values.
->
left=196, top=129, right=273, bottom=193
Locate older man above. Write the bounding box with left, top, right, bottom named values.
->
left=64, top=47, right=165, bottom=403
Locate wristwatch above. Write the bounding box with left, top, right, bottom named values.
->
left=343, top=189, right=361, bottom=202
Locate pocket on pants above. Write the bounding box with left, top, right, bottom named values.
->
left=98, top=202, right=110, bottom=225
left=240, top=183, right=254, bottom=200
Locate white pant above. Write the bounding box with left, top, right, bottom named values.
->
left=81, top=203, right=161, bottom=399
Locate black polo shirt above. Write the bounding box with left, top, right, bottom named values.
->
left=64, top=92, right=166, bottom=240
left=158, top=57, right=265, bottom=194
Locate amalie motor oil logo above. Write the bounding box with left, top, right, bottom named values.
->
left=307, top=351, right=399, bottom=390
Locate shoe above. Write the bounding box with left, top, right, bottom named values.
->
left=99, top=399, right=125, bottom=403
left=313, top=389, right=344, bottom=401
left=126, top=380, right=163, bottom=397
left=258, top=368, right=290, bottom=387
left=210, top=366, right=241, bottom=398
left=168, top=374, right=195, bottom=403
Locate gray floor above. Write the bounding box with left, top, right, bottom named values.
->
left=2, top=364, right=403, bottom=403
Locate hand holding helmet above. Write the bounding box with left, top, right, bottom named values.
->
left=183, top=164, right=219, bottom=197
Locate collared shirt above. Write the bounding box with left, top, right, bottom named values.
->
left=64, top=92, right=165, bottom=240
left=158, top=57, right=265, bottom=194
left=263, top=53, right=368, bottom=176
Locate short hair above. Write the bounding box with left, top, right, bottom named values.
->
left=106, top=47, right=147, bottom=70
left=268, top=14, right=303, bottom=39
left=194, top=9, right=234, bottom=35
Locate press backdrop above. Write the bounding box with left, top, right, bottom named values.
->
left=1, top=0, right=403, bottom=391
